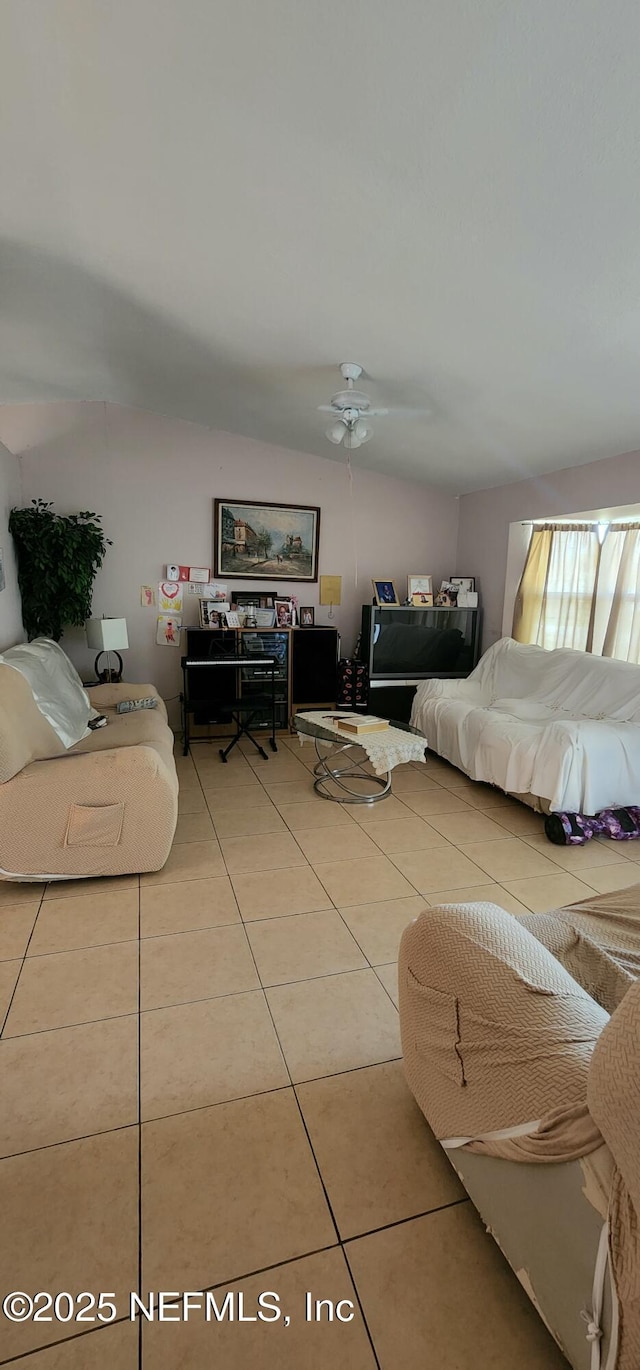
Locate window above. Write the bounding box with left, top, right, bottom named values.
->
left=513, top=522, right=640, bottom=664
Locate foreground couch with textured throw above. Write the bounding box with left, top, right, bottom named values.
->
left=0, top=639, right=178, bottom=880
left=399, top=884, right=640, bottom=1370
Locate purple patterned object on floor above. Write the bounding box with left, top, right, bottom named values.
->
left=545, top=807, right=640, bottom=845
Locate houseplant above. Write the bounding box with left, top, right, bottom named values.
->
left=8, top=499, right=112, bottom=641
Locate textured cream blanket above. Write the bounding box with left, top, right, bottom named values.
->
left=399, top=887, right=640, bottom=1370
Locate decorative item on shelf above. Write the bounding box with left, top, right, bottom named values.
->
left=214, top=499, right=320, bottom=582
left=199, top=599, right=224, bottom=629
left=457, top=590, right=478, bottom=608
left=435, top=581, right=459, bottom=607
left=411, top=591, right=434, bottom=606
left=300, top=606, right=315, bottom=627
left=449, top=576, right=475, bottom=592
left=407, top=574, right=433, bottom=600
left=203, top=581, right=228, bottom=601
left=156, top=615, right=182, bottom=646
left=225, top=610, right=241, bottom=628
left=274, top=599, right=293, bottom=627
left=372, top=579, right=400, bottom=607
left=86, top=616, right=129, bottom=682
left=255, top=607, right=276, bottom=627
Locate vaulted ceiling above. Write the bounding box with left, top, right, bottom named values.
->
left=2, top=0, right=640, bottom=491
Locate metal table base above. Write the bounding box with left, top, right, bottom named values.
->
left=313, top=738, right=391, bottom=804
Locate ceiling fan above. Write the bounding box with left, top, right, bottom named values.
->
left=318, top=362, right=430, bottom=449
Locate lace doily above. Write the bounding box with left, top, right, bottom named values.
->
left=295, top=711, right=428, bottom=776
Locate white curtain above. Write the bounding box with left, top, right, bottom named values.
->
left=514, top=522, right=640, bottom=664
left=513, top=525, right=600, bottom=651
left=592, top=525, right=640, bottom=664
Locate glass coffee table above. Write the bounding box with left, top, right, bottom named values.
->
left=293, top=712, right=427, bottom=804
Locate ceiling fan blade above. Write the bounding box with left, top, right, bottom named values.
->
left=317, top=404, right=340, bottom=413
left=383, top=406, right=432, bottom=417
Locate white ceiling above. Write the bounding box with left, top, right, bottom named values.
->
left=2, top=0, right=640, bottom=493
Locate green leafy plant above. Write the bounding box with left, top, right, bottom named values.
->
left=8, top=499, right=112, bottom=641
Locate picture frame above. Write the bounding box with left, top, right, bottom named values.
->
left=254, top=608, right=276, bottom=628
left=372, top=579, right=400, bottom=607
left=435, top=582, right=459, bottom=608
left=449, top=576, right=475, bottom=592
left=214, top=499, right=321, bottom=582
left=407, top=574, right=433, bottom=599
left=233, top=591, right=262, bottom=609
left=274, top=599, right=293, bottom=627
left=411, top=591, right=434, bottom=607
left=225, top=610, right=241, bottom=628
left=199, top=599, right=222, bottom=629
left=299, top=606, right=315, bottom=627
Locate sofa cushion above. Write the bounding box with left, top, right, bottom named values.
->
left=1, top=638, right=94, bottom=747
left=72, top=685, right=175, bottom=776
left=0, top=663, right=66, bottom=783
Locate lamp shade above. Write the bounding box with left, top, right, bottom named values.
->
left=85, top=617, right=129, bottom=651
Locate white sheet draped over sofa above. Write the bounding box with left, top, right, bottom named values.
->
left=410, top=638, right=640, bottom=814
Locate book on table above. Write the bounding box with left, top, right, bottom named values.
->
left=326, top=714, right=390, bottom=735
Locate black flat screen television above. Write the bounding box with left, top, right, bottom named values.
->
left=360, top=605, right=481, bottom=680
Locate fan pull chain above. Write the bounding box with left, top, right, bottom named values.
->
left=347, top=451, right=358, bottom=588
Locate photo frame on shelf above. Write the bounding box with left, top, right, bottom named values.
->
left=199, top=599, right=222, bottom=629
left=254, top=607, right=276, bottom=627
left=435, top=581, right=459, bottom=607
left=299, top=606, right=315, bottom=626
left=407, top=574, right=433, bottom=599
left=213, top=499, right=320, bottom=582
left=274, top=599, right=293, bottom=627
left=372, top=579, right=400, bottom=607
left=449, top=576, right=475, bottom=592
left=411, top=591, right=434, bottom=606
left=233, top=591, right=261, bottom=609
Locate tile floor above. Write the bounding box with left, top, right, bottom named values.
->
left=4, top=732, right=636, bottom=1366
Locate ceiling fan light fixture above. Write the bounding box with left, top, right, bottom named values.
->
left=343, top=429, right=361, bottom=449
left=326, top=420, right=347, bottom=445
left=353, top=419, right=373, bottom=444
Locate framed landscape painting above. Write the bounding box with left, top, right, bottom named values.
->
left=214, top=499, right=320, bottom=582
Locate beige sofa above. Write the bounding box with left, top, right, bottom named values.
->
left=399, top=885, right=640, bottom=1370
left=0, top=643, right=178, bottom=881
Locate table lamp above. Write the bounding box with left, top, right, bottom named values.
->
left=85, top=617, right=129, bottom=683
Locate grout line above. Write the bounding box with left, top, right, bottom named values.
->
left=0, top=885, right=45, bottom=1038
left=0, top=1316, right=135, bottom=1366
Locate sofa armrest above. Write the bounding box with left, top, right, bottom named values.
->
left=399, top=902, right=608, bottom=1145
left=0, top=744, right=178, bottom=879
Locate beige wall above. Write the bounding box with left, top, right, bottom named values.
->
left=0, top=441, right=24, bottom=650
left=6, top=401, right=460, bottom=707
